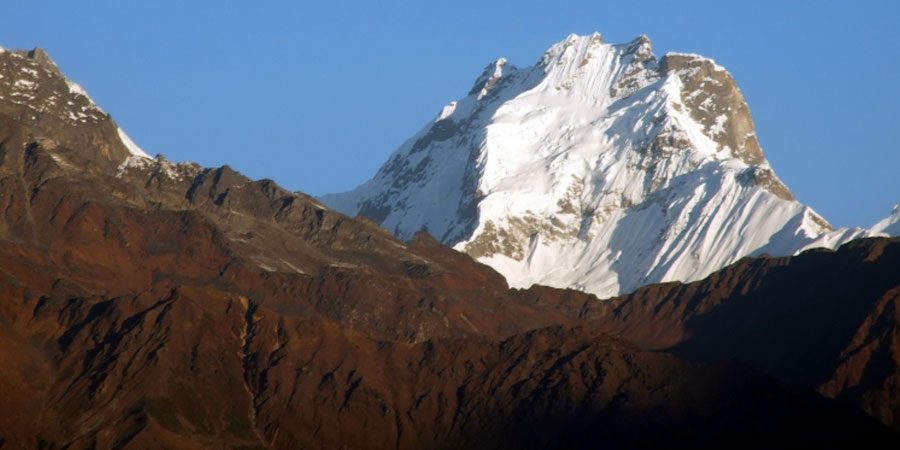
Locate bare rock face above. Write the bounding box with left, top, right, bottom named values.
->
left=0, top=46, right=899, bottom=449
left=660, top=53, right=765, bottom=167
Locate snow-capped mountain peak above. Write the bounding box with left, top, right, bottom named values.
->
left=322, top=32, right=874, bottom=298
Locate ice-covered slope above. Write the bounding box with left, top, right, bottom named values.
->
left=872, top=204, right=900, bottom=236
left=322, top=33, right=873, bottom=298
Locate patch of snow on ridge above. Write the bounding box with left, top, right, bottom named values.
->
left=66, top=80, right=90, bottom=98
left=117, top=128, right=150, bottom=158
left=64, top=78, right=107, bottom=114
left=13, top=79, right=35, bottom=89
left=437, top=101, right=457, bottom=121
left=116, top=154, right=201, bottom=181
left=116, top=155, right=153, bottom=177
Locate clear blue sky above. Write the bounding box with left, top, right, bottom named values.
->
left=3, top=0, right=898, bottom=227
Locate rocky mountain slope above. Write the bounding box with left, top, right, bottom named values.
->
left=592, top=237, right=900, bottom=430
left=322, top=33, right=885, bottom=298
left=0, top=46, right=899, bottom=448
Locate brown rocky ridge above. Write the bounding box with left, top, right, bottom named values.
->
left=0, top=47, right=898, bottom=449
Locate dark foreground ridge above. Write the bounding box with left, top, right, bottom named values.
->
left=0, top=47, right=898, bottom=449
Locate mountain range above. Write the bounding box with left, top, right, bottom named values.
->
left=0, top=36, right=898, bottom=449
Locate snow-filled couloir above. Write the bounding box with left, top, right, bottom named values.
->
left=321, top=32, right=876, bottom=298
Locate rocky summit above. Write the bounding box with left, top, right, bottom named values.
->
left=0, top=40, right=898, bottom=449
